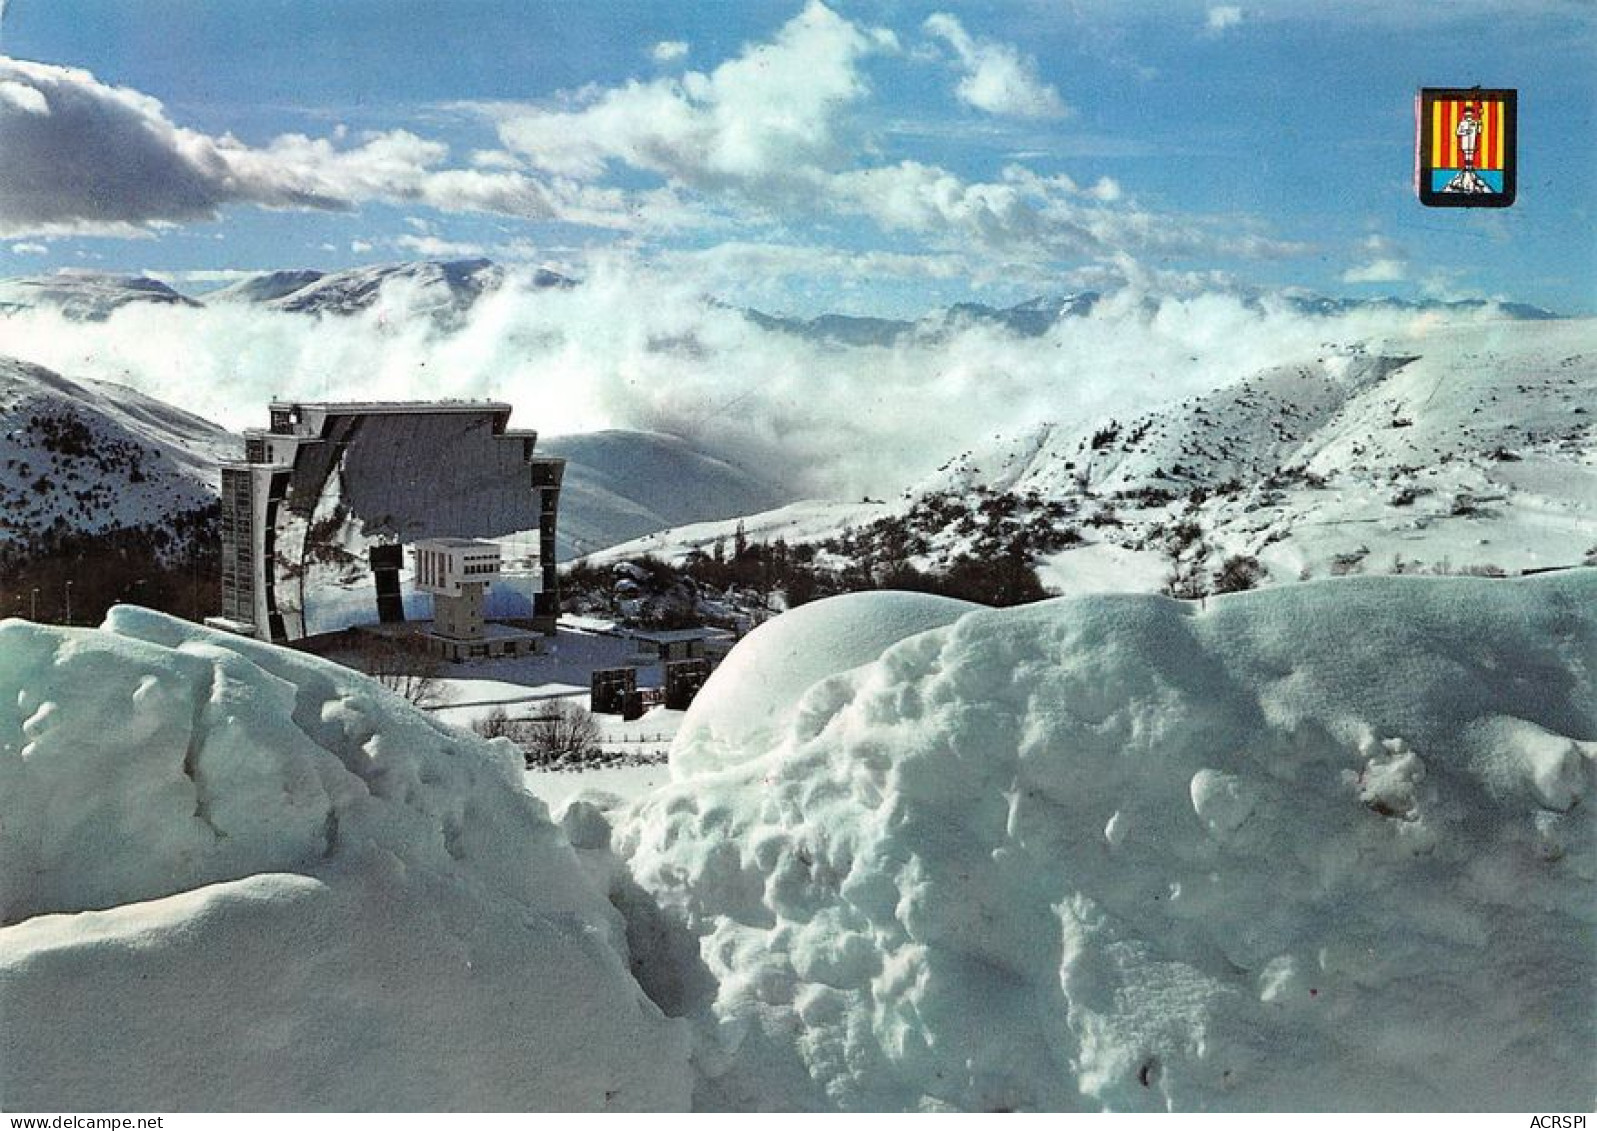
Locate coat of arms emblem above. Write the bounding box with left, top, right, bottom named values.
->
left=1417, top=88, right=1517, bottom=207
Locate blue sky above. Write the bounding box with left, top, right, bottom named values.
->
left=1, top=0, right=1593, bottom=316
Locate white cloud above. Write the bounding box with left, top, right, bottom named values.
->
left=1206, top=6, right=1244, bottom=33
left=9, top=240, right=47, bottom=255
left=350, top=239, right=373, bottom=254
left=0, top=259, right=1441, bottom=500
left=494, top=2, right=884, bottom=195
left=1343, top=258, right=1406, bottom=284
left=0, top=78, right=49, bottom=114
left=650, top=40, right=689, bottom=64
left=470, top=148, right=523, bottom=170
left=0, top=57, right=375, bottom=237
left=393, top=233, right=487, bottom=258
left=0, top=9, right=1310, bottom=278
left=0, top=57, right=644, bottom=238
left=923, top=13, right=1068, bottom=119
left=1342, top=233, right=1407, bottom=283
left=827, top=161, right=1305, bottom=265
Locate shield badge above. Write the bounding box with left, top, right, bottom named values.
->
left=1416, top=88, right=1517, bottom=207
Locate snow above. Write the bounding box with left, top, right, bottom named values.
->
left=589, top=318, right=1594, bottom=597
left=1038, top=542, right=1171, bottom=595
left=541, top=429, right=789, bottom=558
left=526, top=763, right=675, bottom=810
left=672, top=590, right=978, bottom=775
left=0, top=607, right=689, bottom=1111
left=585, top=498, right=892, bottom=567
left=4, top=567, right=1594, bottom=1110
left=0, top=355, right=234, bottom=548
left=612, top=575, right=1595, bottom=1111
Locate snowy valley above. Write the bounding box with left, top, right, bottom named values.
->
left=0, top=266, right=1593, bottom=1113
left=596, top=315, right=1595, bottom=610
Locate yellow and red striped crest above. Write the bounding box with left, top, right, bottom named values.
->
left=1416, top=88, right=1517, bottom=207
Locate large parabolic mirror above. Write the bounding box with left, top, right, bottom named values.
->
left=220, top=402, right=562, bottom=643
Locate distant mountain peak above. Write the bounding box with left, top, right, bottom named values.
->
left=0, top=272, right=200, bottom=321
left=201, top=259, right=575, bottom=321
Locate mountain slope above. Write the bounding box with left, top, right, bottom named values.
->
left=541, top=430, right=793, bottom=558
left=203, top=269, right=327, bottom=305
left=0, top=356, right=234, bottom=552
left=740, top=291, right=1552, bottom=347
left=743, top=293, right=1102, bottom=346
left=261, top=258, right=505, bottom=318
left=0, top=273, right=200, bottom=321
left=207, top=260, right=575, bottom=319
left=587, top=317, right=1596, bottom=594
left=0, top=358, right=789, bottom=568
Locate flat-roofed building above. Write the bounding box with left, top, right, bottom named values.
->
left=208, top=400, right=563, bottom=645
left=410, top=537, right=541, bottom=660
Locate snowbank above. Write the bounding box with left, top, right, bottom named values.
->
left=674, top=591, right=977, bottom=775
left=0, top=608, right=690, bottom=1111
left=618, top=575, right=1596, bottom=1111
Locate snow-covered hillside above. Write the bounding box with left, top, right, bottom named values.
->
left=589, top=317, right=1596, bottom=593
left=245, top=258, right=504, bottom=318
left=741, top=291, right=1552, bottom=348
left=946, top=317, right=1596, bottom=588
left=0, top=272, right=201, bottom=321
left=0, top=356, right=234, bottom=550
left=598, top=576, right=1596, bottom=1111
left=0, top=608, right=689, bottom=1111
left=0, top=355, right=789, bottom=560
left=203, top=268, right=329, bottom=306
left=543, top=430, right=791, bottom=558
left=742, top=293, right=1102, bottom=346
left=206, top=259, right=573, bottom=321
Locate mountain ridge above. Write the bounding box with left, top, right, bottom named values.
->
left=0, top=260, right=1563, bottom=332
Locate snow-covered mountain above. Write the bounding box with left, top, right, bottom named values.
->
left=207, top=260, right=574, bottom=319
left=246, top=258, right=506, bottom=318
left=742, top=292, right=1102, bottom=346
left=589, top=317, right=1596, bottom=595
left=935, top=316, right=1595, bottom=588
left=202, top=268, right=329, bottom=306
left=740, top=291, right=1554, bottom=347
left=0, top=272, right=201, bottom=321
left=0, top=356, right=234, bottom=552
left=0, top=261, right=576, bottom=325
left=540, top=430, right=790, bottom=559
left=0, top=356, right=789, bottom=564
left=0, top=263, right=1556, bottom=340
left=1280, top=293, right=1558, bottom=320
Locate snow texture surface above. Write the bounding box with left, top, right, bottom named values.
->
left=673, top=590, right=978, bottom=775
left=0, top=607, right=689, bottom=1111
left=617, top=575, right=1597, bottom=1111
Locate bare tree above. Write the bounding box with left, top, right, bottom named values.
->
left=473, top=706, right=515, bottom=741
left=354, top=633, right=443, bottom=707
left=522, top=700, right=603, bottom=768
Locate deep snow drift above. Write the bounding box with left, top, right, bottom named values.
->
left=5, top=578, right=1594, bottom=1112
left=611, top=574, right=1596, bottom=1111
left=0, top=608, right=689, bottom=1111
